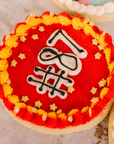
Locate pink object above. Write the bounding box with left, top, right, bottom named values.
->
left=76, top=0, right=91, bottom=5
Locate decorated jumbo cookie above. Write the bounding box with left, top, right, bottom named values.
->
left=53, top=0, right=114, bottom=22
left=0, top=11, right=114, bottom=134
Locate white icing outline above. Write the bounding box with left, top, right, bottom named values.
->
left=47, top=29, right=87, bottom=59
left=27, top=66, right=74, bottom=99
left=59, top=0, right=114, bottom=16
left=38, top=47, right=82, bottom=76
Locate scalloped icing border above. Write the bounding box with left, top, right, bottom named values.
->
left=58, top=0, right=114, bottom=16
left=0, top=11, right=114, bottom=129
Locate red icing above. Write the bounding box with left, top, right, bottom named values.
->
left=3, top=98, right=14, bottom=111
left=0, top=12, right=114, bottom=129
left=6, top=24, right=109, bottom=114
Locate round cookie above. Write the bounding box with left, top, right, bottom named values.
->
left=0, top=11, right=114, bottom=134
left=53, top=0, right=114, bottom=22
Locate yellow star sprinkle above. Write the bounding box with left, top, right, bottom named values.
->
left=90, top=87, right=97, bottom=95
left=11, top=31, right=14, bottom=34
left=50, top=10, right=54, bottom=17
left=18, top=53, right=26, bottom=60
left=50, top=103, right=57, bottom=111
left=30, top=13, right=36, bottom=18
left=20, top=36, right=26, bottom=42
left=25, top=13, right=36, bottom=24
left=56, top=109, right=62, bottom=115
left=92, top=39, right=98, bottom=45
left=42, top=114, right=47, bottom=121
left=91, top=97, right=99, bottom=103
left=83, top=16, right=90, bottom=24
left=14, top=106, right=20, bottom=114
left=89, top=21, right=94, bottom=26
left=11, top=59, right=17, bottom=67
left=26, top=17, right=30, bottom=24
left=5, top=33, right=11, bottom=40
left=98, top=79, right=107, bottom=87
left=98, top=45, right=104, bottom=50
left=31, top=34, right=39, bottom=40
left=102, top=31, right=106, bottom=36
left=32, top=107, right=38, bottom=113
left=95, top=52, right=101, bottom=59
left=7, top=79, right=11, bottom=85
left=68, top=116, right=73, bottom=122
left=89, top=108, right=92, bottom=117
left=35, top=100, right=42, bottom=108
left=67, top=86, right=75, bottom=93
left=21, top=96, right=29, bottom=102
left=38, top=26, right=45, bottom=32
left=0, top=42, right=3, bottom=46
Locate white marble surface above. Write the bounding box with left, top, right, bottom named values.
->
left=0, top=0, right=114, bottom=144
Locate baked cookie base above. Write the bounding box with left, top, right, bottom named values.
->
left=53, top=0, right=114, bottom=22
left=1, top=99, right=114, bottom=135
left=109, top=101, right=114, bottom=144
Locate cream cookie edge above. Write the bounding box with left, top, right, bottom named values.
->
left=1, top=99, right=113, bottom=135
left=109, top=100, right=114, bottom=144
left=52, top=0, right=114, bottom=22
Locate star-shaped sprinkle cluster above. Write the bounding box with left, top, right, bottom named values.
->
left=31, top=34, right=39, bottom=40
left=50, top=103, right=57, bottom=111
left=35, top=100, right=42, bottom=108
left=90, top=87, right=97, bottom=95
left=95, top=52, right=101, bottom=59
left=11, top=59, right=17, bottom=67
left=18, top=53, right=26, bottom=60
left=98, top=79, right=107, bottom=87
left=21, top=96, right=29, bottom=102
left=67, top=86, right=75, bottom=93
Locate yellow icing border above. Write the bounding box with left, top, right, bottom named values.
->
left=0, top=12, right=113, bottom=121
